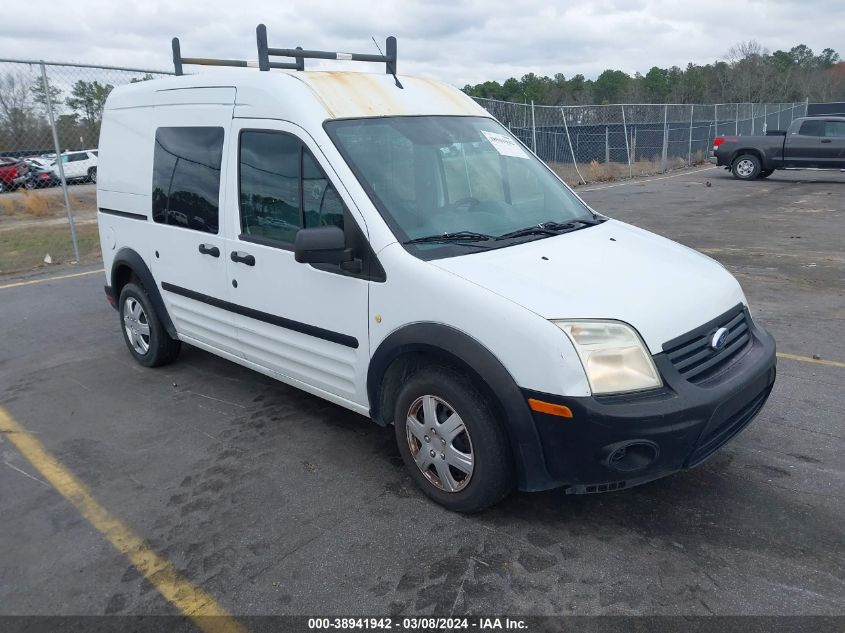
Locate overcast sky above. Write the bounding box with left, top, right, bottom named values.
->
left=1, top=0, right=841, bottom=86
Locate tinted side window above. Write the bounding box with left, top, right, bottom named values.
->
left=239, top=131, right=301, bottom=243
left=239, top=131, right=344, bottom=245
left=825, top=121, right=845, bottom=137
left=798, top=120, right=825, bottom=136
left=152, top=127, right=224, bottom=234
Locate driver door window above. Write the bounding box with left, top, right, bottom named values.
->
left=239, top=130, right=345, bottom=246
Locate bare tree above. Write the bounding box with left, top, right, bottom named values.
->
left=0, top=72, right=36, bottom=144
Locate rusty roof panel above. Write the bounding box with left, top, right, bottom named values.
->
left=293, top=72, right=486, bottom=119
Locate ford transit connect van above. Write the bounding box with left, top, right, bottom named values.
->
left=97, top=30, right=776, bottom=511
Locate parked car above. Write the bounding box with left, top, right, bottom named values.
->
left=24, top=157, right=53, bottom=170
left=97, top=40, right=776, bottom=512
left=25, top=165, right=59, bottom=189
left=711, top=116, right=845, bottom=179
left=52, top=150, right=98, bottom=183
left=0, top=157, right=29, bottom=193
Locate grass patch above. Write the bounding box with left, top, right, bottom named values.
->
left=0, top=223, right=101, bottom=274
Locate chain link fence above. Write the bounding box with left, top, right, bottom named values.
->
left=0, top=59, right=173, bottom=272
left=0, top=57, right=811, bottom=272
left=474, top=97, right=808, bottom=185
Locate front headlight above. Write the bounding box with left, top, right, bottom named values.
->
left=554, top=320, right=662, bottom=395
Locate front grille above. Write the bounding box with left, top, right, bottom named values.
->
left=687, top=384, right=772, bottom=467
left=664, top=305, right=751, bottom=383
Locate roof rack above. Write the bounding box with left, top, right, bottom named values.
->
left=256, top=24, right=396, bottom=74
left=170, top=25, right=397, bottom=76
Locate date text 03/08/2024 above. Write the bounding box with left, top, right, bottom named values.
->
left=307, top=617, right=528, bottom=630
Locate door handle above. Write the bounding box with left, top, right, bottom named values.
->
left=821, top=139, right=832, bottom=143
left=230, top=251, right=256, bottom=266
left=198, top=243, right=220, bottom=257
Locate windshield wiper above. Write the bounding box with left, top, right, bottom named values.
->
left=403, top=231, right=496, bottom=246
left=498, top=218, right=603, bottom=241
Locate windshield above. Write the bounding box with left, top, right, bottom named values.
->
left=325, top=116, right=597, bottom=257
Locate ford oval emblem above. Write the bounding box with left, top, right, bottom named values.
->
left=710, top=327, right=729, bottom=351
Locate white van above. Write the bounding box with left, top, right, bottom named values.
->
left=97, top=30, right=776, bottom=511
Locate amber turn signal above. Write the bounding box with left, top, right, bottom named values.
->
left=527, top=398, right=573, bottom=418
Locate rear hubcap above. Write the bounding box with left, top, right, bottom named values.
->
left=406, top=395, right=474, bottom=492
left=123, top=297, right=151, bottom=355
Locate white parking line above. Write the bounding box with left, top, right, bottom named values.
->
left=578, top=166, right=718, bottom=192
left=0, top=268, right=103, bottom=290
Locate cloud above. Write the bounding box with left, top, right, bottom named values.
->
left=0, top=0, right=841, bottom=86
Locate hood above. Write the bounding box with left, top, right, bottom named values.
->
left=431, top=219, right=746, bottom=354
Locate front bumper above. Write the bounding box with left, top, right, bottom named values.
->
left=523, top=313, right=776, bottom=493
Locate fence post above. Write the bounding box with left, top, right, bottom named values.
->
left=735, top=103, right=739, bottom=135
left=714, top=104, right=718, bottom=138
left=688, top=105, right=694, bottom=165
left=605, top=126, right=609, bottom=163
left=40, top=61, right=80, bottom=263
left=530, top=100, right=537, bottom=153
left=763, top=103, right=767, bottom=134
left=661, top=104, right=668, bottom=172
left=621, top=105, right=632, bottom=178
left=777, top=104, right=781, bottom=130
left=559, top=107, right=585, bottom=184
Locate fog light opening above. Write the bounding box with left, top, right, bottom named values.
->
left=606, top=441, right=658, bottom=473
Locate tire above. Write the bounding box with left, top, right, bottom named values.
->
left=88, top=167, right=97, bottom=183
left=0, top=181, right=6, bottom=193
left=758, top=169, right=773, bottom=179
left=731, top=154, right=761, bottom=180
left=118, top=282, right=180, bottom=367
left=393, top=366, right=514, bottom=512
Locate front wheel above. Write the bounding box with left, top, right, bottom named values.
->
left=731, top=154, right=762, bottom=180
left=394, top=366, right=514, bottom=512
left=88, top=167, right=97, bottom=183
left=118, top=282, right=180, bottom=367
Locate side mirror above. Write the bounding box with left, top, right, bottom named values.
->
left=294, top=226, right=351, bottom=265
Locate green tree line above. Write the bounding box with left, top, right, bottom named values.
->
left=463, top=42, right=844, bottom=105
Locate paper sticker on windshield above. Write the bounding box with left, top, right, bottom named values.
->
left=481, top=131, right=529, bottom=159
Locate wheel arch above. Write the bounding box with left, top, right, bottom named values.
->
left=368, top=322, right=554, bottom=491
left=730, top=148, right=765, bottom=167
left=111, top=247, right=177, bottom=339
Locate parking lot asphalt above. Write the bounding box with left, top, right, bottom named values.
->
left=0, top=166, right=843, bottom=618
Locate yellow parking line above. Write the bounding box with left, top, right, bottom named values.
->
left=777, top=352, right=845, bottom=369
left=0, top=268, right=104, bottom=290
left=0, top=406, right=248, bottom=633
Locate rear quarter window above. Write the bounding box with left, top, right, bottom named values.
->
left=152, top=127, right=224, bottom=234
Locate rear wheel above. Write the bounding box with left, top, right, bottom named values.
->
left=0, top=181, right=6, bottom=193
left=394, top=366, right=514, bottom=512
left=731, top=154, right=761, bottom=180
left=758, top=169, right=773, bottom=179
left=88, top=167, right=97, bottom=183
left=118, top=282, right=180, bottom=367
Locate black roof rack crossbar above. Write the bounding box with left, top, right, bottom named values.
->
left=256, top=25, right=303, bottom=71
left=171, top=36, right=299, bottom=75
left=256, top=24, right=397, bottom=74
left=171, top=27, right=398, bottom=76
